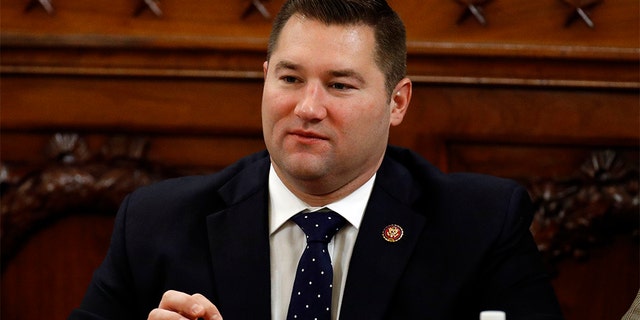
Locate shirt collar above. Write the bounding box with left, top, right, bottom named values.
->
left=268, top=164, right=375, bottom=235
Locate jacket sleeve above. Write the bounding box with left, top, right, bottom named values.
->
left=68, top=194, right=139, bottom=320
left=478, top=185, right=564, bottom=320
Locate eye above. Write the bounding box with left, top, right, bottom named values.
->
left=281, top=76, right=299, bottom=84
left=330, top=82, right=354, bottom=90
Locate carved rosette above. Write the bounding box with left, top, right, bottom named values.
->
left=2, top=135, right=638, bottom=271
left=0, top=133, right=176, bottom=266
left=528, top=150, right=639, bottom=268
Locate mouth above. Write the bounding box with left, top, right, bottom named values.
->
left=289, top=129, right=329, bottom=142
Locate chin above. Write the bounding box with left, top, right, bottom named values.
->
left=282, top=157, right=327, bottom=179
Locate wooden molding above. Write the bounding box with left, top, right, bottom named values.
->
left=2, top=134, right=638, bottom=270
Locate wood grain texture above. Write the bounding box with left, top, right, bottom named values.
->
left=1, top=0, right=638, bottom=319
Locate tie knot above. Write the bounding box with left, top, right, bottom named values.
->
left=292, top=208, right=346, bottom=243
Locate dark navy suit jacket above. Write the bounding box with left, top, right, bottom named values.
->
left=70, top=146, right=563, bottom=319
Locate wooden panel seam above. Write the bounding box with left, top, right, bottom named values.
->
left=2, top=65, right=638, bottom=89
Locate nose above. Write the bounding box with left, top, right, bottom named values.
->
left=294, top=81, right=327, bottom=121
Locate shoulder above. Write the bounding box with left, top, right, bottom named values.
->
left=382, top=145, right=531, bottom=217
left=383, top=146, right=535, bottom=253
left=384, top=145, right=523, bottom=195
left=124, top=150, right=270, bottom=216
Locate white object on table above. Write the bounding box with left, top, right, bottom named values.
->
left=480, top=310, right=506, bottom=320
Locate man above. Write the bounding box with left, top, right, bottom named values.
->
left=70, top=0, right=563, bottom=319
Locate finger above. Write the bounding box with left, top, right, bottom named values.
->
left=191, top=293, right=223, bottom=320
left=157, top=290, right=206, bottom=319
left=148, top=307, right=189, bottom=320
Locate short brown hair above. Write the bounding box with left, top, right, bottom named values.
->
left=267, top=0, right=407, bottom=96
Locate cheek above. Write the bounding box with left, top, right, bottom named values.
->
left=344, top=104, right=391, bottom=141
left=262, top=86, right=281, bottom=117
left=262, top=87, right=295, bottom=129
left=345, top=100, right=389, bottom=126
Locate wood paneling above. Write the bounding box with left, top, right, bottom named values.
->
left=1, top=214, right=115, bottom=320
left=1, top=0, right=638, bottom=319
left=552, top=235, right=639, bottom=320
left=0, top=75, right=264, bottom=133
left=395, top=84, right=639, bottom=172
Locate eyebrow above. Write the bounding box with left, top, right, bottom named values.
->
left=274, top=60, right=299, bottom=72
left=330, top=69, right=365, bottom=85
left=273, top=60, right=366, bottom=85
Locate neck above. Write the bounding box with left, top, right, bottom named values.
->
left=274, top=159, right=382, bottom=207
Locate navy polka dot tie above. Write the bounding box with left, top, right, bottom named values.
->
left=287, top=208, right=346, bottom=320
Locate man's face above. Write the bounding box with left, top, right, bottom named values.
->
left=262, top=14, right=408, bottom=196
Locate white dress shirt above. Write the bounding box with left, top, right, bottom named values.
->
left=268, top=164, right=375, bottom=320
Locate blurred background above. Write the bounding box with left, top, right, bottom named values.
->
left=1, top=0, right=638, bottom=319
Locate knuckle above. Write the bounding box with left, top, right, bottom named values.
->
left=147, top=308, right=160, bottom=319
left=162, top=290, right=176, bottom=300
left=191, top=293, right=205, bottom=299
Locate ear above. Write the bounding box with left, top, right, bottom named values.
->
left=263, top=61, right=269, bottom=79
left=389, top=77, right=412, bottom=126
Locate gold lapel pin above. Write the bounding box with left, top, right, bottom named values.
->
left=382, top=224, right=404, bottom=242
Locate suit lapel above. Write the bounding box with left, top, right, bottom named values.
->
left=202, top=149, right=431, bottom=319
left=339, top=156, right=427, bottom=320
left=206, top=157, right=272, bottom=318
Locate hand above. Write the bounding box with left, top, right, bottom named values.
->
left=148, top=290, right=223, bottom=320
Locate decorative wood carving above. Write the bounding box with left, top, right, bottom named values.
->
left=0, top=133, right=177, bottom=267
left=24, top=0, right=54, bottom=14
left=241, top=0, right=272, bottom=20
left=455, top=0, right=492, bottom=26
left=2, top=133, right=638, bottom=273
left=134, top=0, right=163, bottom=17
left=562, top=0, right=603, bottom=28
left=528, top=150, right=639, bottom=270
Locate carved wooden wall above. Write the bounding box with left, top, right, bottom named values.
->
left=1, top=0, right=638, bottom=319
